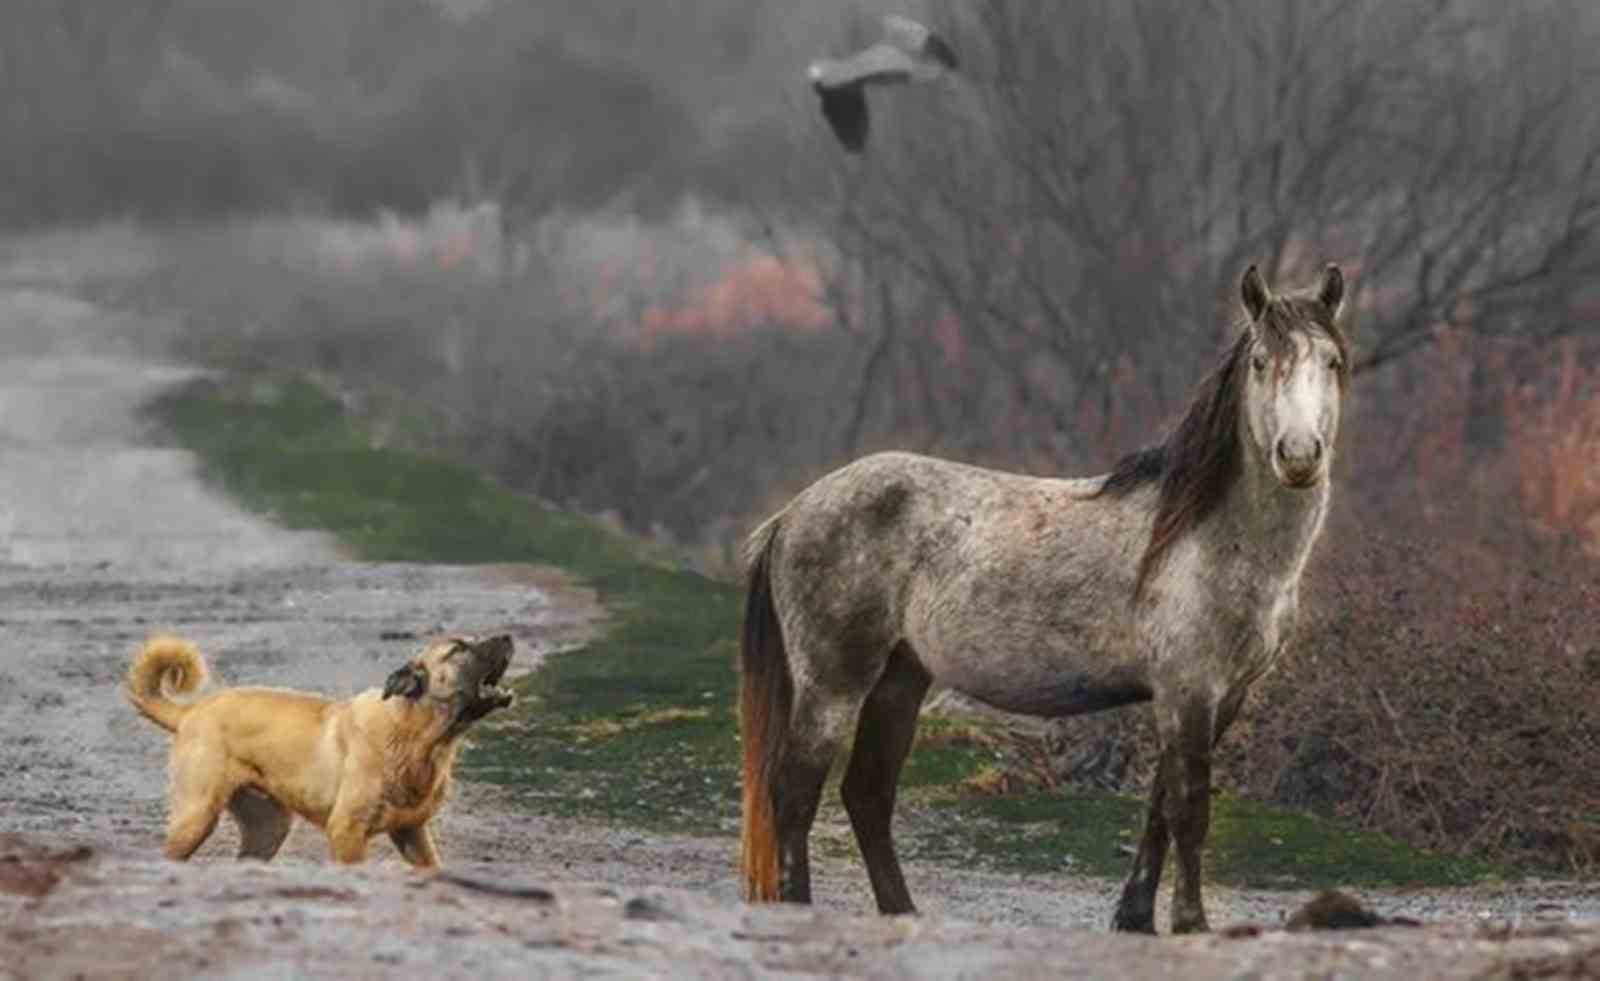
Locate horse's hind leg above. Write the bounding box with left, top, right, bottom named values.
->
left=840, top=643, right=931, bottom=915
left=1111, top=752, right=1172, bottom=933
left=228, top=788, right=292, bottom=861
left=772, top=686, right=857, bottom=903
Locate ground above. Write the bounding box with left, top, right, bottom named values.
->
left=2, top=272, right=1598, bottom=977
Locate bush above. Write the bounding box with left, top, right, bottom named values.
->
left=1233, top=513, right=1600, bottom=873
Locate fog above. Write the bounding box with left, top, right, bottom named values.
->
left=4, top=0, right=1599, bottom=562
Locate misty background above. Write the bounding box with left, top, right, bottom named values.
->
left=4, top=0, right=1599, bottom=869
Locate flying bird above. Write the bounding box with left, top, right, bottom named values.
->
left=807, top=14, right=960, bottom=153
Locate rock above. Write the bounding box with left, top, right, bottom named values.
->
left=1286, top=889, right=1420, bottom=931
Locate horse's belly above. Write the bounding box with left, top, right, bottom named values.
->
left=949, top=671, right=1153, bottom=718
left=915, top=625, right=1151, bottom=719
left=906, top=545, right=1144, bottom=718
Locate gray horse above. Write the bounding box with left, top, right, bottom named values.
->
left=738, top=264, right=1349, bottom=934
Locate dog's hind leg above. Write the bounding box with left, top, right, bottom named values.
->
left=163, top=743, right=230, bottom=861
left=389, top=825, right=441, bottom=869
left=228, top=788, right=292, bottom=861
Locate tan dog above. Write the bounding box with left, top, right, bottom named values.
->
left=125, top=633, right=515, bottom=867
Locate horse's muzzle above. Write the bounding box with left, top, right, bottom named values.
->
left=1274, top=435, right=1325, bottom=489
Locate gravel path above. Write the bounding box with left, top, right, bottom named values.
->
left=1, top=274, right=1597, bottom=978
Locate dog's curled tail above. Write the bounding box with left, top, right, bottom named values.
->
left=126, top=634, right=209, bottom=733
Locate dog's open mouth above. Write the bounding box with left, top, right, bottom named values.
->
left=477, top=657, right=514, bottom=708
left=464, top=636, right=515, bottom=715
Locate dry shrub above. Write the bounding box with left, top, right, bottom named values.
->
left=1504, top=336, right=1600, bottom=550
left=1229, top=510, right=1600, bottom=873
left=1045, top=703, right=1160, bottom=795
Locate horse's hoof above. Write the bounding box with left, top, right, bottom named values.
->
left=1110, top=910, right=1157, bottom=934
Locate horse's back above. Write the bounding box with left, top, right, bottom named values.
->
left=763, top=451, right=1155, bottom=712
left=761, top=452, right=981, bottom=679
left=772, top=451, right=1069, bottom=579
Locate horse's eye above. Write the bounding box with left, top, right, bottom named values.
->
left=1327, top=354, right=1342, bottom=371
left=1251, top=354, right=1268, bottom=374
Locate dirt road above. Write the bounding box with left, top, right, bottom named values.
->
left=2, top=278, right=1598, bottom=977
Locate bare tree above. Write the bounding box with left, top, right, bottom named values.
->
left=781, top=0, right=1600, bottom=471
left=0, top=0, right=177, bottom=212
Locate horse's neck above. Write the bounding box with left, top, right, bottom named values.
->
left=1211, top=448, right=1330, bottom=586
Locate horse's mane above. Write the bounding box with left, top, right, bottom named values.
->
left=1098, top=293, right=1349, bottom=599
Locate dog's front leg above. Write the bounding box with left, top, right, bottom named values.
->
left=389, top=825, right=441, bottom=869
left=326, top=800, right=375, bottom=864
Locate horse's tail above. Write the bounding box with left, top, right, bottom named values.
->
left=739, top=514, right=791, bottom=903
left=125, top=634, right=209, bottom=733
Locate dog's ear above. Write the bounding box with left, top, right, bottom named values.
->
left=382, top=663, right=427, bottom=700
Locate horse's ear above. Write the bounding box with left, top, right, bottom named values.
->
left=1241, top=264, right=1271, bottom=322
left=1317, top=263, right=1345, bottom=318
left=383, top=663, right=426, bottom=700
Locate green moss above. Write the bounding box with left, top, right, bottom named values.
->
left=909, top=791, right=1144, bottom=878
left=905, top=790, right=1492, bottom=886
left=901, top=716, right=1007, bottom=788
left=149, top=373, right=1500, bottom=889
left=1205, top=794, right=1492, bottom=888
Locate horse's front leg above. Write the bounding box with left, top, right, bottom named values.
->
left=1110, top=752, right=1172, bottom=933
left=1161, top=697, right=1217, bottom=934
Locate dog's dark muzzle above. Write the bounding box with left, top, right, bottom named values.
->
left=459, top=634, right=516, bottom=721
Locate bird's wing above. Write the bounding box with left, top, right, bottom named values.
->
left=922, top=31, right=959, bottom=71
left=818, top=84, right=870, bottom=152
left=881, top=14, right=959, bottom=70
left=882, top=14, right=931, bottom=50
left=808, top=44, right=917, bottom=90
